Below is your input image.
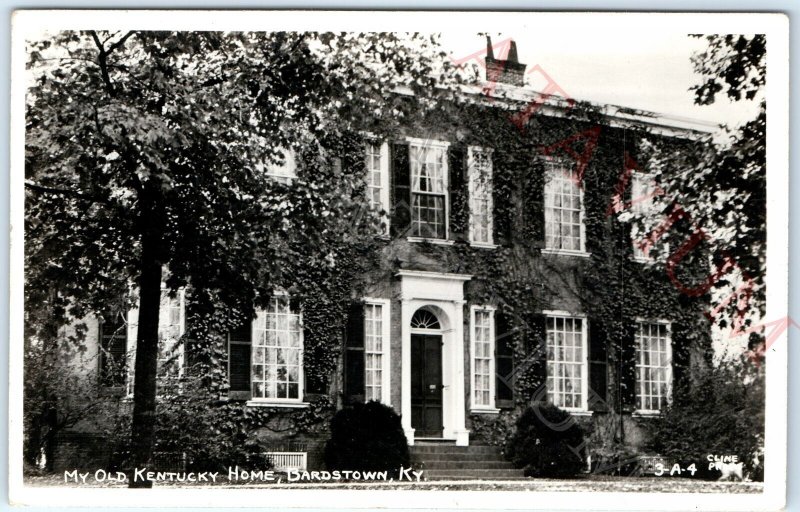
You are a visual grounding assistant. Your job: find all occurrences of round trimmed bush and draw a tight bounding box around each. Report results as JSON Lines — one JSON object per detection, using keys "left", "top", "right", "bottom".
{"left": 324, "top": 401, "right": 409, "bottom": 478}
{"left": 505, "top": 404, "right": 586, "bottom": 478}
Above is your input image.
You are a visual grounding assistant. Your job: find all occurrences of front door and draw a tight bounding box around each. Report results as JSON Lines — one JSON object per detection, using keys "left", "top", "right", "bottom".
{"left": 410, "top": 334, "right": 443, "bottom": 437}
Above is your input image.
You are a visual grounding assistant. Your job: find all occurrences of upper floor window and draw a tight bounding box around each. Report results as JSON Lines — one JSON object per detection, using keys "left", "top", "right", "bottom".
{"left": 544, "top": 160, "right": 585, "bottom": 253}
{"left": 365, "top": 142, "right": 390, "bottom": 233}
{"left": 468, "top": 147, "right": 494, "bottom": 246}
{"left": 265, "top": 148, "right": 297, "bottom": 183}
{"left": 635, "top": 321, "right": 672, "bottom": 413}
{"left": 630, "top": 173, "right": 666, "bottom": 262}
{"left": 545, "top": 313, "right": 588, "bottom": 411}
{"left": 409, "top": 139, "right": 449, "bottom": 239}
{"left": 251, "top": 296, "right": 303, "bottom": 402}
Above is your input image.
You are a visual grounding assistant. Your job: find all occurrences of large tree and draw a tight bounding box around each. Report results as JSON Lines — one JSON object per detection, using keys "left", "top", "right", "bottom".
{"left": 25, "top": 31, "right": 458, "bottom": 486}
{"left": 643, "top": 34, "right": 766, "bottom": 333}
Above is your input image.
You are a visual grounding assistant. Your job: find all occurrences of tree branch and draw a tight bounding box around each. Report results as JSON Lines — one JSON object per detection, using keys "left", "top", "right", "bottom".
{"left": 25, "top": 180, "right": 112, "bottom": 206}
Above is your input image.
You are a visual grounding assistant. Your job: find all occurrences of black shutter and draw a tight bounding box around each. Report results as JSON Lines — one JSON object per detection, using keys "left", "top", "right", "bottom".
{"left": 390, "top": 142, "right": 411, "bottom": 238}
{"left": 228, "top": 320, "right": 252, "bottom": 401}
{"left": 448, "top": 144, "right": 467, "bottom": 242}
{"left": 524, "top": 313, "right": 548, "bottom": 403}
{"left": 588, "top": 319, "right": 609, "bottom": 412}
{"left": 619, "top": 326, "right": 637, "bottom": 411}
{"left": 495, "top": 309, "right": 515, "bottom": 408}
{"left": 343, "top": 302, "right": 365, "bottom": 404}
{"left": 493, "top": 158, "right": 512, "bottom": 246}
{"left": 670, "top": 324, "right": 691, "bottom": 407}
{"left": 527, "top": 159, "right": 546, "bottom": 247}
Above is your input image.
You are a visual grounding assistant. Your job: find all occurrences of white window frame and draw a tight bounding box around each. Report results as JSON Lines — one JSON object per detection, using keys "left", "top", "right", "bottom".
{"left": 470, "top": 305, "right": 500, "bottom": 413}
{"left": 467, "top": 146, "right": 496, "bottom": 248}
{"left": 634, "top": 319, "right": 673, "bottom": 415}
{"left": 542, "top": 158, "right": 589, "bottom": 257}
{"left": 630, "top": 172, "right": 668, "bottom": 263}
{"left": 365, "top": 142, "right": 391, "bottom": 234}
{"left": 248, "top": 294, "right": 305, "bottom": 406}
{"left": 543, "top": 310, "right": 589, "bottom": 412}
{"left": 406, "top": 137, "right": 451, "bottom": 242}
{"left": 363, "top": 297, "right": 391, "bottom": 405}
{"left": 265, "top": 148, "right": 297, "bottom": 183}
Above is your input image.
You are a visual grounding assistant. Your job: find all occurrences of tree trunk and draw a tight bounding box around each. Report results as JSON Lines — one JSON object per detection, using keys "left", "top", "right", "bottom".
{"left": 128, "top": 195, "right": 165, "bottom": 489}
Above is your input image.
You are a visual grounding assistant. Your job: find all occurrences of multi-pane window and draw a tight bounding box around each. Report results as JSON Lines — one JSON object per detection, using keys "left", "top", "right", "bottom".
{"left": 410, "top": 140, "right": 449, "bottom": 239}
{"left": 252, "top": 297, "right": 303, "bottom": 401}
{"left": 630, "top": 173, "right": 665, "bottom": 261}
{"left": 156, "top": 290, "right": 185, "bottom": 394}
{"left": 471, "top": 307, "right": 495, "bottom": 409}
{"left": 546, "top": 315, "right": 587, "bottom": 410}
{"left": 364, "top": 303, "right": 385, "bottom": 402}
{"left": 544, "top": 161, "right": 584, "bottom": 252}
{"left": 265, "top": 148, "right": 297, "bottom": 183}
{"left": 468, "top": 147, "right": 494, "bottom": 245}
{"left": 365, "top": 142, "right": 390, "bottom": 233}
{"left": 99, "top": 311, "right": 128, "bottom": 388}
{"left": 635, "top": 321, "right": 672, "bottom": 412}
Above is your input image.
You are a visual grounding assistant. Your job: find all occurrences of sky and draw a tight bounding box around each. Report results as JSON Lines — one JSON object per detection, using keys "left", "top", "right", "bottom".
{"left": 439, "top": 31, "right": 762, "bottom": 129}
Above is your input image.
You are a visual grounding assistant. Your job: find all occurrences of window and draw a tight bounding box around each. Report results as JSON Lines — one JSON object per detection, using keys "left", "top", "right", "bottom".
{"left": 471, "top": 306, "right": 497, "bottom": 411}
{"left": 365, "top": 142, "right": 390, "bottom": 233}
{"left": 364, "top": 300, "right": 390, "bottom": 403}
{"left": 156, "top": 290, "right": 185, "bottom": 393}
{"left": 251, "top": 297, "right": 303, "bottom": 402}
{"left": 544, "top": 160, "right": 585, "bottom": 253}
{"left": 265, "top": 148, "right": 297, "bottom": 183}
{"left": 468, "top": 147, "right": 494, "bottom": 246}
{"left": 99, "top": 311, "right": 128, "bottom": 388}
{"left": 546, "top": 314, "right": 588, "bottom": 411}
{"left": 409, "top": 139, "right": 449, "bottom": 239}
{"left": 635, "top": 321, "right": 672, "bottom": 412}
{"left": 630, "top": 173, "right": 667, "bottom": 261}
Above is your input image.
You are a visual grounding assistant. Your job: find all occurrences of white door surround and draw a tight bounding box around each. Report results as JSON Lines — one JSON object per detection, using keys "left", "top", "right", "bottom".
{"left": 397, "top": 270, "right": 472, "bottom": 446}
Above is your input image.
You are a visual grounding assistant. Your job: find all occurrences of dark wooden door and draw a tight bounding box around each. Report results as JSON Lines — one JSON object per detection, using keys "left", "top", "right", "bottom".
{"left": 410, "top": 334, "right": 443, "bottom": 437}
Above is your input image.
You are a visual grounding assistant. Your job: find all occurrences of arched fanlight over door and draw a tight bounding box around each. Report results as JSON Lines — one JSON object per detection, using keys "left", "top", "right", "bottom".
{"left": 410, "top": 309, "right": 441, "bottom": 330}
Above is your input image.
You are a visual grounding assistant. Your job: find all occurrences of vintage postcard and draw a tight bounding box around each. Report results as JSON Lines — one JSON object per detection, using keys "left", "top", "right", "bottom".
{"left": 8, "top": 10, "right": 789, "bottom": 510}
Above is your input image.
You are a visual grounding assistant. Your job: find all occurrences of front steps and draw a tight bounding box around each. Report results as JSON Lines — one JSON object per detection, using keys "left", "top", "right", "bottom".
{"left": 410, "top": 442, "right": 526, "bottom": 480}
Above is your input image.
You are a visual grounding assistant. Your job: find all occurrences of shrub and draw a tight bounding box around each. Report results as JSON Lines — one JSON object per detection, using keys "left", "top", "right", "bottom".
{"left": 644, "top": 353, "right": 765, "bottom": 481}
{"left": 505, "top": 404, "right": 586, "bottom": 478}
{"left": 324, "top": 401, "right": 409, "bottom": 478}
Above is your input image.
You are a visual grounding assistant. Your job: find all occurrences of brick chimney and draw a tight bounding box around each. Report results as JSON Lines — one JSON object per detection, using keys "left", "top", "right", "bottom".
{"left": 484, "top": 36, "right": 526, "bottom": 87}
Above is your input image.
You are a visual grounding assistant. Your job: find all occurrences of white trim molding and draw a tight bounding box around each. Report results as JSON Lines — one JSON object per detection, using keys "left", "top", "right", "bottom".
{"left": 470, "top": 305, "right": 501, "bottom": 414}
{"left": 543, "top": 311, "right": 589, "bottom": 413}
{"left": 467, "top": 145, "right": 495, "bottom": 247}
{"left": 397, "top": 271, "right": 471, "bottom": 446}
{"left": 363, "top": 297, "right": 392, "bottom": 406}
{"left": 633, "top": 319, "right": 673, "bottom": 415}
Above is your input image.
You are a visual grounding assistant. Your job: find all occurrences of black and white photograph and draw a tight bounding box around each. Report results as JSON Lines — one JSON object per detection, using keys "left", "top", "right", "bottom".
{"left": 8, "top": 10, "right": 789, "bottom": 510}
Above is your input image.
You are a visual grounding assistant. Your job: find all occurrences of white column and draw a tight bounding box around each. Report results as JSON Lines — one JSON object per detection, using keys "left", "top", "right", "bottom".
{"left": 400, "top": 298, "right": 415, "bottom": 445}
{"left": 452, "top": 300, "right": 469, "bottom": 446}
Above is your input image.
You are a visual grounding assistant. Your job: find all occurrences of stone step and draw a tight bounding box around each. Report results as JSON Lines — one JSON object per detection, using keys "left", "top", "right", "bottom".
{"left": 410, "top": 444, "right": 501, "bottom": 454}
{"left": 423, "top": 468, "right": 527, "bottom": 480}
{"left": 411, "top": 452, "right": 506, "bottom": 462}
{"left": 416, "top": 460, "right": 516, "bottom": 470}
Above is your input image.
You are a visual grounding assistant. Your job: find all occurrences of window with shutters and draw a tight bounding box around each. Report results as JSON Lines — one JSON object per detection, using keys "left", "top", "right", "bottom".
{"left": 251, "top": 296, "right": 303, "bottom": 402}
{"left": 364, "top": 299, "right": 390, "bottom": 403}
{"left": 545, "top": 313, "right": 588, "bottom": 411}
{"left": 468, "top": 147, "right": 494, "bottom": 246}
{"left": 366, "top": 142, "right": 390, "bottom": 233}
{"left": 544, "top": 160, "right": 586, "bottom": 254}
{"left": 228, "top": 319, "right": 252, "bottom": 400}
{"left": 635, "top": 321, "right": 672, "bottom": 413}
{"left": 630, "top": 173, "right": 668, "bottom": 262}
{"left": 99, "top": 311, "right": 128, "bottom": 388}
{"left": 470, "top": 306, "right": 498, "bottom": 412}
{"left": 408, "top": 138, "right": 450, "bottom": 240}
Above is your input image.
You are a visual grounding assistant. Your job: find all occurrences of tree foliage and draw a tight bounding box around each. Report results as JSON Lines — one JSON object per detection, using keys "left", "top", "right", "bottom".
{"left": 645, "top": 35, "right": 766, "bottom": 330}
{"left": 24, "top": 30, "right": 460, "bottom": 484}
